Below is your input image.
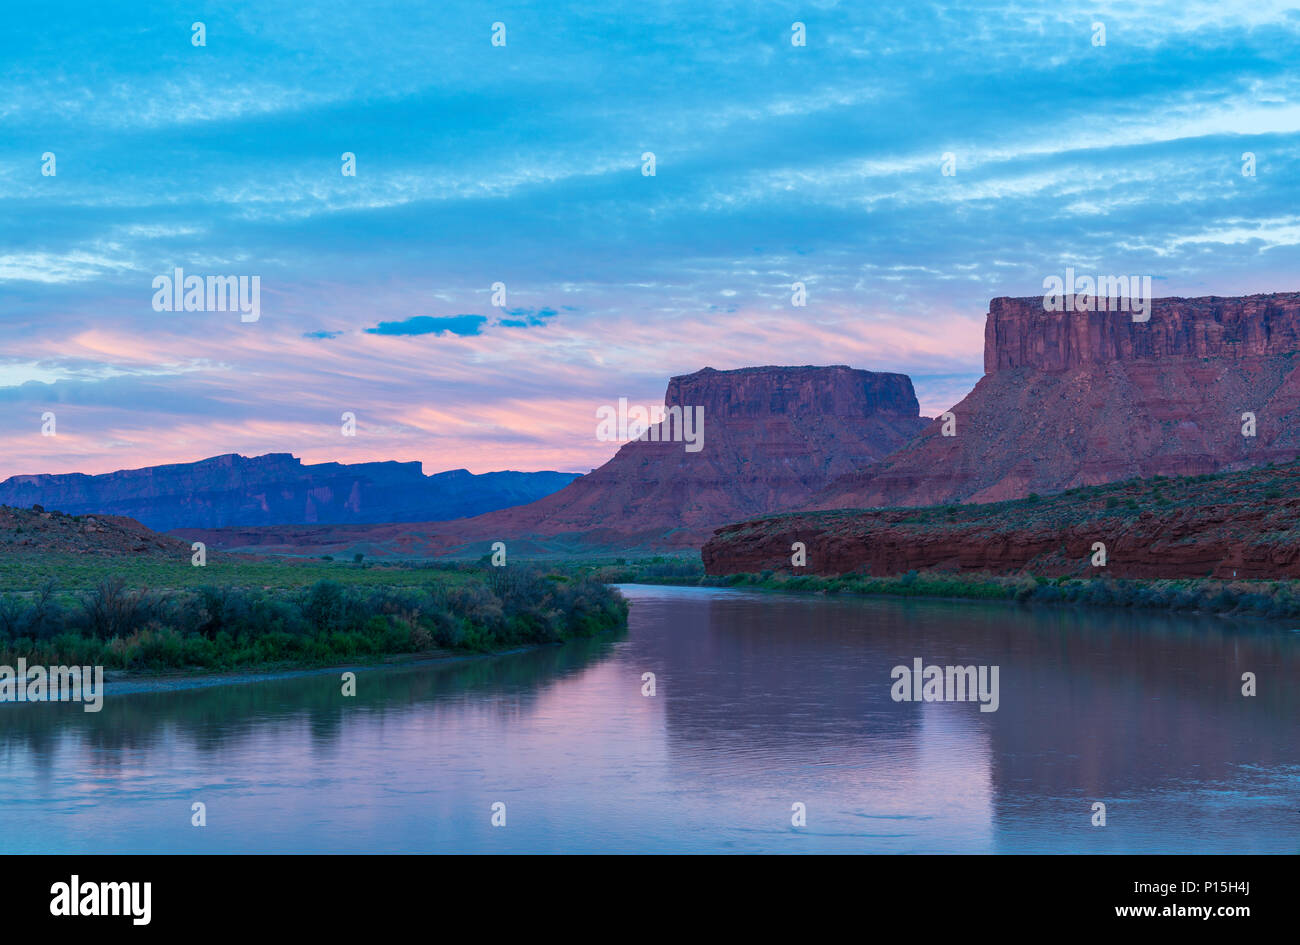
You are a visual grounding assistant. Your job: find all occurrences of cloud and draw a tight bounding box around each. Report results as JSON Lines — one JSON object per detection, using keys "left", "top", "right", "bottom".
{"left": 364, "top": 315, "right": 487, "bottom": 337}
{"left": 498, "top": 307, "right": 559, "bottom": 328}
{"left": 2, "top": 0, "right": 1299, "bottom": 476}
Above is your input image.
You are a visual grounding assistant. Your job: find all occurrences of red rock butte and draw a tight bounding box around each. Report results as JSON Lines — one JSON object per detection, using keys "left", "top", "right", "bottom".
{"left": 811, "top": 291, "right": 1300, "bottom": 509}
{"left": 986, "top": 292, "right": 1300, "bottom": 371}
{"left": 433, "top": 364, "right": 929, "bottom": 551}
{"left": 170, "top": 364, "right": 931, "bottom": 556}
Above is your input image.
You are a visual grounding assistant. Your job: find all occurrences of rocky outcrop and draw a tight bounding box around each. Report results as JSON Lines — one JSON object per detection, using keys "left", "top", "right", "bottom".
{"left": 0, "top": 504, "right": 192, "bottom": 558}
{"left": 181, "top": 365, "right": 930, "bottom": 555}
{"left": 812, "top": 292, "right": 1300, "bottom": 508}
{"left": 704, "top": 461, "right": 1300, "bottom": 579}
{"left": 986, "top": 293, "right": 1300, "bottom": 371}
{"left": 429, "top": 365, "right": 929, "bottom": 550}
{"left": 0, "top": 454, "right": 579, "bottom": 532}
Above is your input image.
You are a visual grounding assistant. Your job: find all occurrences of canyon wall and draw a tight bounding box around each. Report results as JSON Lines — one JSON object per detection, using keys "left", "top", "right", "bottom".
{"left": 435, "top": 365, "right": 930, "bottom": 550}
{"left": 181, "top": 365, "right": 930, "bottom": 555}
{"left": 986, "top": 293, "right": 1300, "bottom": 372}
{"left": 812, "top": 292, "right": 1300, "bottom": 509}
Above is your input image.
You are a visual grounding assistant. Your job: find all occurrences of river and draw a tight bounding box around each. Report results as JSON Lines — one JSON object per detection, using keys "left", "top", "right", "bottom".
{"left": 2, "top": 584, "right": 1296, "bottom": 853}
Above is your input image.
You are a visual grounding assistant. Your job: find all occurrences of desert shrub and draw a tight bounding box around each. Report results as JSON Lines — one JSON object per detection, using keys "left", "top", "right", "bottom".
{"left": 637, "top": 557, "right": 705, "bottom": 579}
{"left": 0, "top": 565, "right": 629, "bottom": 673}
{"left": 78, "top": 577, "right": 156, "bottom": 639}
{"left": 0, "top": 593, "right": 24, "bottom": 640}
{"left": 304, "top": 580, "right": 356, "bottom": 633}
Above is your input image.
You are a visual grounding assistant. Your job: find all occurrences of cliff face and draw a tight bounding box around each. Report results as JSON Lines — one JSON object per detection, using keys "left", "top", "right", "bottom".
{"left": 444, "top": 365, "right": 929, "bottom": 549}
{"left": 812, "top": 292, "right": 1300, "bottom": 508}
{"left": 663, "top": 365, "right": 920, "bottom": 423}
{"left": 0, "top": 453, "right": 578, "bottom": 531}
{"left": 703, "top": 460, "right": 1300, "bottom": 580}
{"left": 986, "top": 293, "right": 1300, "bottom": 371}
{"left": 182, "top": 365, "right": 929, "bottom": 555}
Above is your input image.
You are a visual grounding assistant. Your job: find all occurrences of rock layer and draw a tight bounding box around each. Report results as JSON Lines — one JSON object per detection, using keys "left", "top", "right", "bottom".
{"left": 180, "top": 365, "right": 929, "bottom": 554}
{"left": 432, "top": 365, "right": 929, "bottom": 550}
{"left": 812, "top": 292, "right": 1300, "bottom": 508}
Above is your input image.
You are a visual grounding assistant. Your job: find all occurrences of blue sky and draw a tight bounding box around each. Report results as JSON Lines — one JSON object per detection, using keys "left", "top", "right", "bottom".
{"left": 2, "top": 1, "right": 1299, "bottom": 476}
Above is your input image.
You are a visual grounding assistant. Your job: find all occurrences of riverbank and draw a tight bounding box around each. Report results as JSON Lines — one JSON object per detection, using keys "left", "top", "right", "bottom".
{"left": 587, "top": 559, "right": 1300, "bottom": 621}
{"left": 701, "top": 461, "right": 1300, "bottom": 581}
{"left": 0, "top": 555, "right": 628, "bottom": 674}
{"left": 97, "top": 644, "right": 553, "bottom": 694}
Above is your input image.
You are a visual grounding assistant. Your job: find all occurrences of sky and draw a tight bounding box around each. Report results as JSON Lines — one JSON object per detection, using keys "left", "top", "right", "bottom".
{"left": 2, "top": 0, "right": 1299, "bottom": 478}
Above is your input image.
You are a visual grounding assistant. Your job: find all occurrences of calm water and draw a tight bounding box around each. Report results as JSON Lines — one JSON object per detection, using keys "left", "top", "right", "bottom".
{"left": 2, "top": 584, "right": 1297, "bottom": 853}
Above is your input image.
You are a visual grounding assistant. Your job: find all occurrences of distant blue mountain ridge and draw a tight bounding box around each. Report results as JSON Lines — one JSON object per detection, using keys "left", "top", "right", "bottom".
{"left": 0, "top": 453, "right": 581, "bottom": 532}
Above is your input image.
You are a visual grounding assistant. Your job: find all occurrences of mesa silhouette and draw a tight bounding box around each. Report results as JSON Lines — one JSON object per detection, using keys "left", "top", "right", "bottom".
{"left": 33, "top": 291, "right": 1300, "bottom": 560}
{"left": 0, "top": 453, "right": 578, "bottom": 532}
{"left": 174, "top": 365, "right": 928, "bottom": 556}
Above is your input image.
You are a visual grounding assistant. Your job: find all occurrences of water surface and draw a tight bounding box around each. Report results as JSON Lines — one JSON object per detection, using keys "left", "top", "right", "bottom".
{"left": 2, "top": 585, "right": 1296, "bottom": 853}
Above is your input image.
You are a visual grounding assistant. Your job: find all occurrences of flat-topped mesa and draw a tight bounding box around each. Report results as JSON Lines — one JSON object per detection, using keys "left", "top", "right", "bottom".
{"left": 805, "top": 290, "right": 1300, "bottom": 510}
{"left": 665, "top": 365, "right": 922, "bottom": 419}
{"left": 986, "top": 292, "right": 1300, "bottom": 373}
{"left": 403, "top": 364, "right": 930, "bottom": 552}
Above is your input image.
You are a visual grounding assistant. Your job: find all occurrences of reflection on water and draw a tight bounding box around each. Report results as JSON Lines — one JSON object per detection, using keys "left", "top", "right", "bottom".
{"left": 1, "top": 585, "right": 1296, "bottom": 853}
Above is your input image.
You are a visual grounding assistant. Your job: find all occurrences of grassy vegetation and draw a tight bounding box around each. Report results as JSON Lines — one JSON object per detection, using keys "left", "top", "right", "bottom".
{"left": 0, "top": 557, "right": 627, "bottom": 674}
{"left": 713, "top": 461, "right": 1300, "bottom": 554}
{"left": 0, "top": 552, "right": 505, "bottom": 593}
{"left": 583, "top": 555, "right": 1300, "bottom": 621}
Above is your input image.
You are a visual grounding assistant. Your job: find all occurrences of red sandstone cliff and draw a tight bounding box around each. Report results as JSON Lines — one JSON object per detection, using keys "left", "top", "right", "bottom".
{"left": 812, "top": 292, "right": 1300, "bottom": 508}
{"left": 422, "top": 364, "right": 929, "bottom": 551}
{"left": 185, "top": 365, "right": 928, "bottom": 554}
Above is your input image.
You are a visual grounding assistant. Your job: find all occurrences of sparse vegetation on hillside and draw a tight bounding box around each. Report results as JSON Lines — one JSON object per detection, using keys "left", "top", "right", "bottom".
{"left": 703, "top": 459, "right": 1300, "bottom": 581}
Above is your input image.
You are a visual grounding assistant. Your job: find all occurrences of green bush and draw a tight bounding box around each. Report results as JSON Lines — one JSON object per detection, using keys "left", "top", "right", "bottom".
{"left": 0, "top": 567, "right": 627, "bottom": 673}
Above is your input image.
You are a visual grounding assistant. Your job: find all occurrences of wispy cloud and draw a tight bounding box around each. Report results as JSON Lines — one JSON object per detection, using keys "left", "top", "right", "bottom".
{"left": 1, "top": 0, "right": 1297, "bottom": 476}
